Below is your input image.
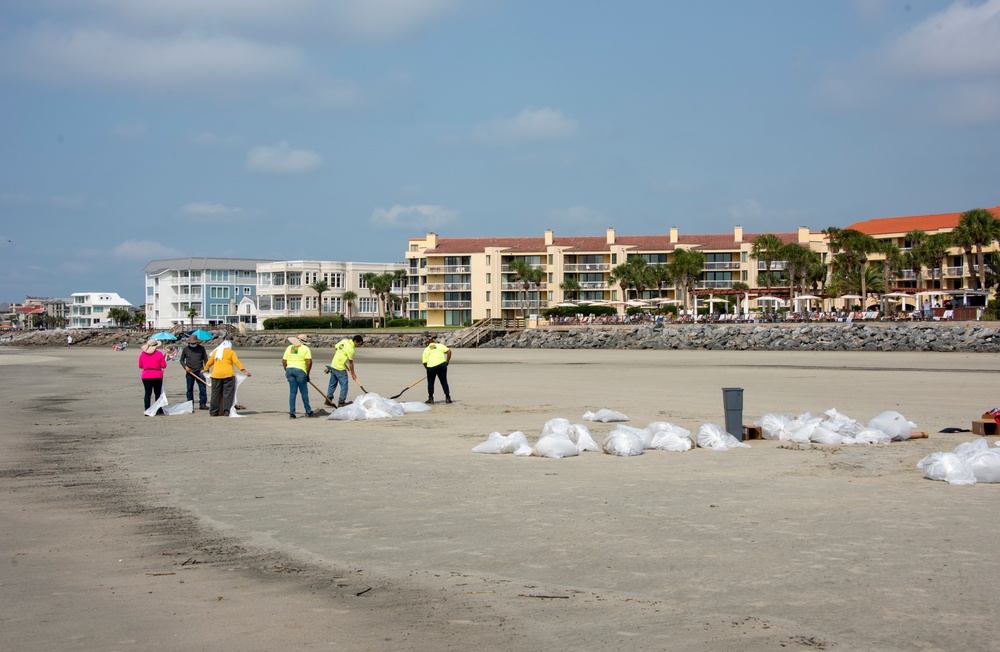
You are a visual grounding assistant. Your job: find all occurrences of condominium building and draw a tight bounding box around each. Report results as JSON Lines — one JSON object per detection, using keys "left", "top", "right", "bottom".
{"left": 69, "top": 292, "right": 133, "bottom": 329}
{"left": 406, "top": 205, "right": 1000, "bottom": 327}
{"left": 143, "top": 258, "right": 271, "bottom": 329}
{"left": 256, "top": 260, "right": 408, "bottom": 322}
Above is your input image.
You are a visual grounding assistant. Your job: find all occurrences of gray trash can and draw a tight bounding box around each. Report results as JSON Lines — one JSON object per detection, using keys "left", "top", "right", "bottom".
{"left": 722, "top": 387, "right": 744, "bottom": 441}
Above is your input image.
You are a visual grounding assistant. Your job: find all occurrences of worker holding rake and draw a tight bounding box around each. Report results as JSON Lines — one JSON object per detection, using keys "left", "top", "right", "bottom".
{"left": 422, "top": 333, "right": 452, "bottom": 404}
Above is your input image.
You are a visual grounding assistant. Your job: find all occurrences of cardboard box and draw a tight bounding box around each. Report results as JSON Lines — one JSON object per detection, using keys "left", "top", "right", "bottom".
{"left": 972, "top": 420, "right": 998, "bottom": 436}
{"left": 743, "top": 425, "right": 763, "bottom": 440}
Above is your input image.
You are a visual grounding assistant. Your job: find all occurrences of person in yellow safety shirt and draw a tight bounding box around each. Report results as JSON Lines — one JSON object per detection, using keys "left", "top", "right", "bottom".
{"left": 282, "top": 334, "right": 315, "bottom": 419}
{"left": 326, "top": 335, "right": 363, "bottom": 407}
{"left": 203, "top": 340, "right": 251, "bottom": 416}
{"left": 421, "top": 333, "right": 452, "bottom": 404}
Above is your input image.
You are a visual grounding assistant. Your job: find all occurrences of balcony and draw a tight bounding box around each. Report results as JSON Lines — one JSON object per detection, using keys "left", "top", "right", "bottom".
{"left": 501, "top": 282, "right": 547, "bottom": 291}
{"left": 171, "top": 294, "right": 203, "bottom": 302}
{"left": 757, "top": 261, "right": 788, "bottom": 270}
{"left": 695, "top": 280, "right": 735, "bottom": 289}
{"left": 426, "top": 301, "right": 472, "bottom": 310}
{"left": 501, "top": 300, "right": 548, "bottom": 309}
{"left": 562, "top": 263, "right": 610, "bottom": 272}
{"left": 943, "top": 266, "right": 965, "bottom": 277}
{"left": 578, "top": 281, "right": 609, "bottom": 289}
{"left": 426, "top": 265, "right": 471, "bottom": 274}
{"left": 424, "top": 283, "right": 472, "bottom": 292}
{"left": 703, "top": 262, "right": 741, "bottom": 270}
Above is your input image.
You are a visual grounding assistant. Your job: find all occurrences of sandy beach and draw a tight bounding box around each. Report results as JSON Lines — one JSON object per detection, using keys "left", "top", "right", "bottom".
{"left": 2, "top": 345, "right": 1000, "bottom": 651}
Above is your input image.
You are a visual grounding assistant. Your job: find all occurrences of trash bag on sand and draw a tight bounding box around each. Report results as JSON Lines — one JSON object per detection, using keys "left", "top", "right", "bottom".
{"left": 540, "top": 418, "right": 599, "bottom": 453}
{"left": 144, "top": 392, "right": 168, "bottom": 417}
{"left": 163, "top": 400, "right": 193, "bottom": 416}
{"left": 919, "top": 439, "right": 1000, "bottom": 485}
{"left": 534, "top": 432, "right": 580, "bottom": 459}
{"left": 472, "top": 431, "right": 531, "bottom": 454}
{"left": 327, "top": 393, "right": 405, "bottom": 420}
{"left": 602, "top": 427, "right": 644, "bottom": 456}
{"left": 583, "top": 408, "right": 629, "bottom": 423}
{"left": 646, "top": 422, "right": 693, "bottom": 452}
{"left": 755, "top": 413, "right": 796, "bottom": 440}
{"left": 697, "top": 423, "right": 751, "bottom": 451}
{"left": 869, "top": 410, "right": 916, "bottom": 441}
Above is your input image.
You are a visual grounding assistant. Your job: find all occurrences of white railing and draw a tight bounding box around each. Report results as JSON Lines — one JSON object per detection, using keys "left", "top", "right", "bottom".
{"left": 703, "top": 262, "right": 741, "bottom": 270}
{"left": 695, "top": 280, "right": 735, "bottom": 289}
{"left": 757, "top": 261, "right": 788, "bottom": 270}
{"left": 579, "top": 281, "right": 609, "bottom": 289}
{"left": 501, "top": 300, "right": 547, "bottom": 309}
{"left": 424, "top": 283, "right": 472, "bottom": 291}
{"left": 563, "top": 263, "right": 610, "bottom": 272}
{"left": 502, "top": 282, "right": 547, "bottom": 291}
{"left": 425, "top": 301, "right": 472, "bottom": 309}
{"left": 426, "top": 265, "right": 471, "bottom": 274}
{"left": 943, "top": 266, "right": 964, "bottom": 277}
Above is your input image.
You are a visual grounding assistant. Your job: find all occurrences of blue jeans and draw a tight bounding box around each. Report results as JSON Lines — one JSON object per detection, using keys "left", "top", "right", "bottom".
{"left": 185, "top": 370, "right": 207, "bottom": 406}
{"left": 327, "top": 368, "right": 349, "bottom": 403}
{"left": 286, "top": 368, "right": 312, "bottom": 415}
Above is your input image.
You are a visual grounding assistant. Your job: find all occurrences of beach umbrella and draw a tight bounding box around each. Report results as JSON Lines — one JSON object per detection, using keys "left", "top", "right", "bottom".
{"left": 188, "top": 329, "right": 214, "bottom": 341}
{"left": 150, "top": 331, "right": 177, "bottom": 341}
{"left": 840, "top": 294, "right": 863, "bottom": 300}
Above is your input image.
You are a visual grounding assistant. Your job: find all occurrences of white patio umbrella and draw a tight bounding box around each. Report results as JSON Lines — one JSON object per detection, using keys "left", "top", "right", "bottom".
{"left": 626, "top": 299, "right": 651, "bottom": 307}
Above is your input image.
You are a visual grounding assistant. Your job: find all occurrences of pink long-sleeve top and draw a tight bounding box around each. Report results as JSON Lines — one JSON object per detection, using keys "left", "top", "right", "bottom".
{"left": 138, "top": 350, "right": 167, "bottom": 379}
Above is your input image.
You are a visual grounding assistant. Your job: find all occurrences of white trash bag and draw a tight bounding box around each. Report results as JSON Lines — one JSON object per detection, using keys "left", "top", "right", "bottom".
{"left": 917, "top": 451, "right": 977, "bottom": 485}
{"left": 697, "top": 423, "right": 751, "bottom": 451}
{"left": 327, "top": 392, "right": 405, "bottom": 420}
{"left": 472, "top": 431, "right": 530, "bottom": 454}
{"left": 647, "top": 422, "right": 693, "bottom": 452}
{"left": 869, "top": 410, "right": 916, "bottom": 441}
{"left": 601, "top": 427, "right": 644, "bottom": 456}
{"left": 144, "top": 392, "right": 168, "bottom": 417}
{"left": 534, "top": 432, "right": 580, "bottom": 459}
{"left": 541, "top": 418, "right": 599, "bottom": 453}
{"left": 163, "top": 400, "right": 193, "bottom": 416}
{"left": 755, "top": 413, "right": 796, "bottom": 440}
{"left": 583, "top": 408, "right": 630, "bottom": 423}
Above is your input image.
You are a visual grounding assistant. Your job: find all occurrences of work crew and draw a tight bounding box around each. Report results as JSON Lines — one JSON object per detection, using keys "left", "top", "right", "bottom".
{"left": 282, "top": 334, "right": 314, "bottom": 419}
{"left": 421, "top": 334, "right": 452, "bottom": 404}
{"left": 326, "top": 335, "right": 363, "bottom": 407}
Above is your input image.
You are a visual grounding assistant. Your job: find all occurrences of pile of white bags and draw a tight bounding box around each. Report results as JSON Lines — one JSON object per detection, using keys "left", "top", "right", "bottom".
{"left": 697, "top": 423, "right": 752, "bottom": 451}
{"left": 755, "top": 409, "right": 916, "bottom": 445}
{"left": 326, "top": 393, "right": 430, "bottom": 421}
{"left": 918, "top": 439, "right": 1000, "bottom": 485}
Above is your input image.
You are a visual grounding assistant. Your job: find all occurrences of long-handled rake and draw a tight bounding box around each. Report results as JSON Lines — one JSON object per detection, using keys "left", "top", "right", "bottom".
{"left": 389, "top": 376, "right": 426, "bottom": 400}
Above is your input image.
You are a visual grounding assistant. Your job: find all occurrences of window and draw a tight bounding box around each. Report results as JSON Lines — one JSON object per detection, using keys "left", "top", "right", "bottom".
{"left": 273, "top": 297, "right": 285, "bottom": 311}
{"left": 289, "top": 297, "right": 301, "bottom": 311}
{"left": 329, "top": 272, "right": 343, "bottom": 288}
{"left": 210, "top": 287, "right": 230, "bottom": 299}
{"left": 243, "top": 287, "right": 251, "bottom": 294}
{"left": 210, "top": 270, "right": 230, "bottom": 282}
{"left": 486, "top": 273, "right": 491, "bottom": 283}
{"left": 358, "top": 297, "right": 376, "bottom": 313}
{"left": 147, "top": 286, "right": 154, "bottom": 296}
{"left": 210, "top": 304, "right": 230, "bottom": 317}
{"left": 93, "top": 306, "right": 104, "bottom": 313}
{"left": 288, "top": 273, "right": 301, "bottom": 287}
{"left": 358, "top": 274, "right": 368, "bottom": 289}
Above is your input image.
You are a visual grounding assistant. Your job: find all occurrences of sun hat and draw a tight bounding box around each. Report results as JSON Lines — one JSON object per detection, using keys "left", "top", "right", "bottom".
{"left": 141, "top": 340, "right": 161, "bottom": 354}
{"left": 288, "top": 334, "right": 310, "bottom": 346}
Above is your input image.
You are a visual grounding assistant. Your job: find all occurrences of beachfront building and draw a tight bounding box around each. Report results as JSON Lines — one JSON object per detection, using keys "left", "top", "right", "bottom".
{"left": 143, "top": 258, "right": 272, "bottom": 330}
{"left": 255, "top": 260, "right": 408, "bottom": 323}
{"left": 405, "top": 227, "right": 826, "bottom": 327}
{"left": 69, "top": 292, "right": 133, "bottom": 329}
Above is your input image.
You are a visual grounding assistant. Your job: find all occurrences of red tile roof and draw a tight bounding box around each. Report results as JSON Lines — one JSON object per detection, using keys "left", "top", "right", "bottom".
{"left": 17, "top": 306, "right": 44, "bottom": 314}
{"left": 846, "top": 206, "right": 1000, "bottom": 236}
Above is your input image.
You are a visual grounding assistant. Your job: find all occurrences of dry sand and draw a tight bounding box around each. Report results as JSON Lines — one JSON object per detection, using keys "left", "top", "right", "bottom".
{"left": 2, "top": 345, "right": 1000, "bottom": 651}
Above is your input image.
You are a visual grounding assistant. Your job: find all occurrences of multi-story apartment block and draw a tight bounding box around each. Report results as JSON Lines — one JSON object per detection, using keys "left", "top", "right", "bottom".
{"left": 143, "top": 258, "right": 271, "bottom": 329}
{"left": 406, "top": 206, "right": 1000, "bottom": 327}
{"left": 69, "top": 292, "right": 132, "bottom": 329}
{"left": 255, "top": 260, "right": 408, "bottom": 322}
{"left": 405, "top": 227, "right": 825, "bottom": 326}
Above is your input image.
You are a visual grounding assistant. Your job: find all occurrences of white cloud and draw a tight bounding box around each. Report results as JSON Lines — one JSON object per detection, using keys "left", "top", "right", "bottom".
{"left": 180, "top": 202, "right": 243, "bottom": 216}
{"left": 817, "top": 0, "right": 1000, "bottom": 124}
{"left": 245, "top": 141, "right": 324, "bottom": 175}
{"left": 113, "top": 239, "right": 181, "bottom": 261}
{"left": 112, "top": 121, "right": 148, "bottom": 140}
{"left": 370, "top": 204, "right": 458, "bottom": 230}
{"left": 470, "top": 108, "right": 579, "bottom": 145}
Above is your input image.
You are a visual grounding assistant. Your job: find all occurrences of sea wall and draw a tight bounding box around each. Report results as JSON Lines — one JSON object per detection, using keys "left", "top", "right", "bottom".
{"left": 4, "top": 323, "right": 1000, "bottom": 352}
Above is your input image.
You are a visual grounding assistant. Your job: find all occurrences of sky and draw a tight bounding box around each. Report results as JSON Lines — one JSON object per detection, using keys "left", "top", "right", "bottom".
{"left": 2, "top": 0, "right": 1000, "bottom": 305}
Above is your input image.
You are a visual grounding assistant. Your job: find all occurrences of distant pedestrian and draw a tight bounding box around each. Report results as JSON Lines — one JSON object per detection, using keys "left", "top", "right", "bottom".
{"left": 326, "top": 335, "right": 363, "bottom": 406}
{"left": 66, "top": 334, "right": 73, "bottom": 349}
{"left": 422, "top": 334, "right": 452, "bottom": 404}
{"left": 138, "top": 339, "right": 167, "bottom": 413}
{"left": 204, "top": 340, "right": 252, "bottom": 417}
{"left": 282, "top": 334, "right": 314, "bottom": 419}
{"left": 179, "top": 334, "right": 209, "bottom": 410}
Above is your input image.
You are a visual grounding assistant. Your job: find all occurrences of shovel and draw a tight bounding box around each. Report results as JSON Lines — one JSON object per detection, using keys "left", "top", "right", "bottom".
{"left": 307, "top": 379, "right": 337, "bottom": 406}
{"left": 389, "top": 376, "right": 426, "bottom": 400}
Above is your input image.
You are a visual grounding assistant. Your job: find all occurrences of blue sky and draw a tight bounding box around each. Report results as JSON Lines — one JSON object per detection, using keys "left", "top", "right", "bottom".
{"left": 2, "top": 0, "right": 999, "bottom": 305}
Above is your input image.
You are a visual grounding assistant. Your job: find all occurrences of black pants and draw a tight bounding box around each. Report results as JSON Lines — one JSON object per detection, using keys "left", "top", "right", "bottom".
{"left": 142, "top": 378, "right": 163, "bottom": 411}
{"left": 427, "top": 363, "right": 450, "bottom": 400}
{"left": 210, "top": 376, "right": 236, "bottom": 416}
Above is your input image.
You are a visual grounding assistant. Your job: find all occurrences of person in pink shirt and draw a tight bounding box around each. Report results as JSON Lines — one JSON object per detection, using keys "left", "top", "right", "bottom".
{"left": 138, "top": 339, "right": 168, "bottom": 413}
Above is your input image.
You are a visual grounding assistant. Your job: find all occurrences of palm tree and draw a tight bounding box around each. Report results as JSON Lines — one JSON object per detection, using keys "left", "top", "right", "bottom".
{"left": 107, "top": 307, "right": 131, "bottom": 327}
{"left": 652, "top": 263, "right": 673, "bottom": 299}
{"left": 957, "top": 208, "right": 1000, "bottom": 290}
{"left": 188, "top": 306, "right": 198, "bottom": 328}
{"left": 361, "top": 272, "right": 397, "bottom": 327}
{"left": 608, "top": 262, "right": 634, "bottom": 302}
{"left": 878, "top": 241, "right": 903, "bottom": 313}
{"left": 751, "top": 234, "right": 785, "bottom": 294}
{"left": 667, "top": 248, "right": 706, "bottom": 312}
{"left": 781, "top": 243, "right": 810, "bottom": 296}
{"left": 507, "top": 259, "right": 545, "bottom": 324}
{"left": 904, "top": 229, "right": 929, "bottom": 290}
{"left": 950, "top": 222, "right": 979, "bottom": 289}
{"left": 310, "top": 279, "right": 330, "bottom": 315}
{"left": 342, "top": 291, "right": 357, "bottom": 323}
{"left": 828, "top": 229, "right": 880, "bottom": 306}
{"left": 559, "top": 277, "right": 581, "bottom": 302}
{"left": 918, "top": 233, "right": 951, "bottom": 288}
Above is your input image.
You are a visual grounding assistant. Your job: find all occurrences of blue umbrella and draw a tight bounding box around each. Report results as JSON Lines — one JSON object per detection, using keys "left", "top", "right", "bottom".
{"left": 150, "top": 331, "right": 177, "bottom": 341}
{"left": 188, "top": 329, "right": 214, "bottom": 341}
